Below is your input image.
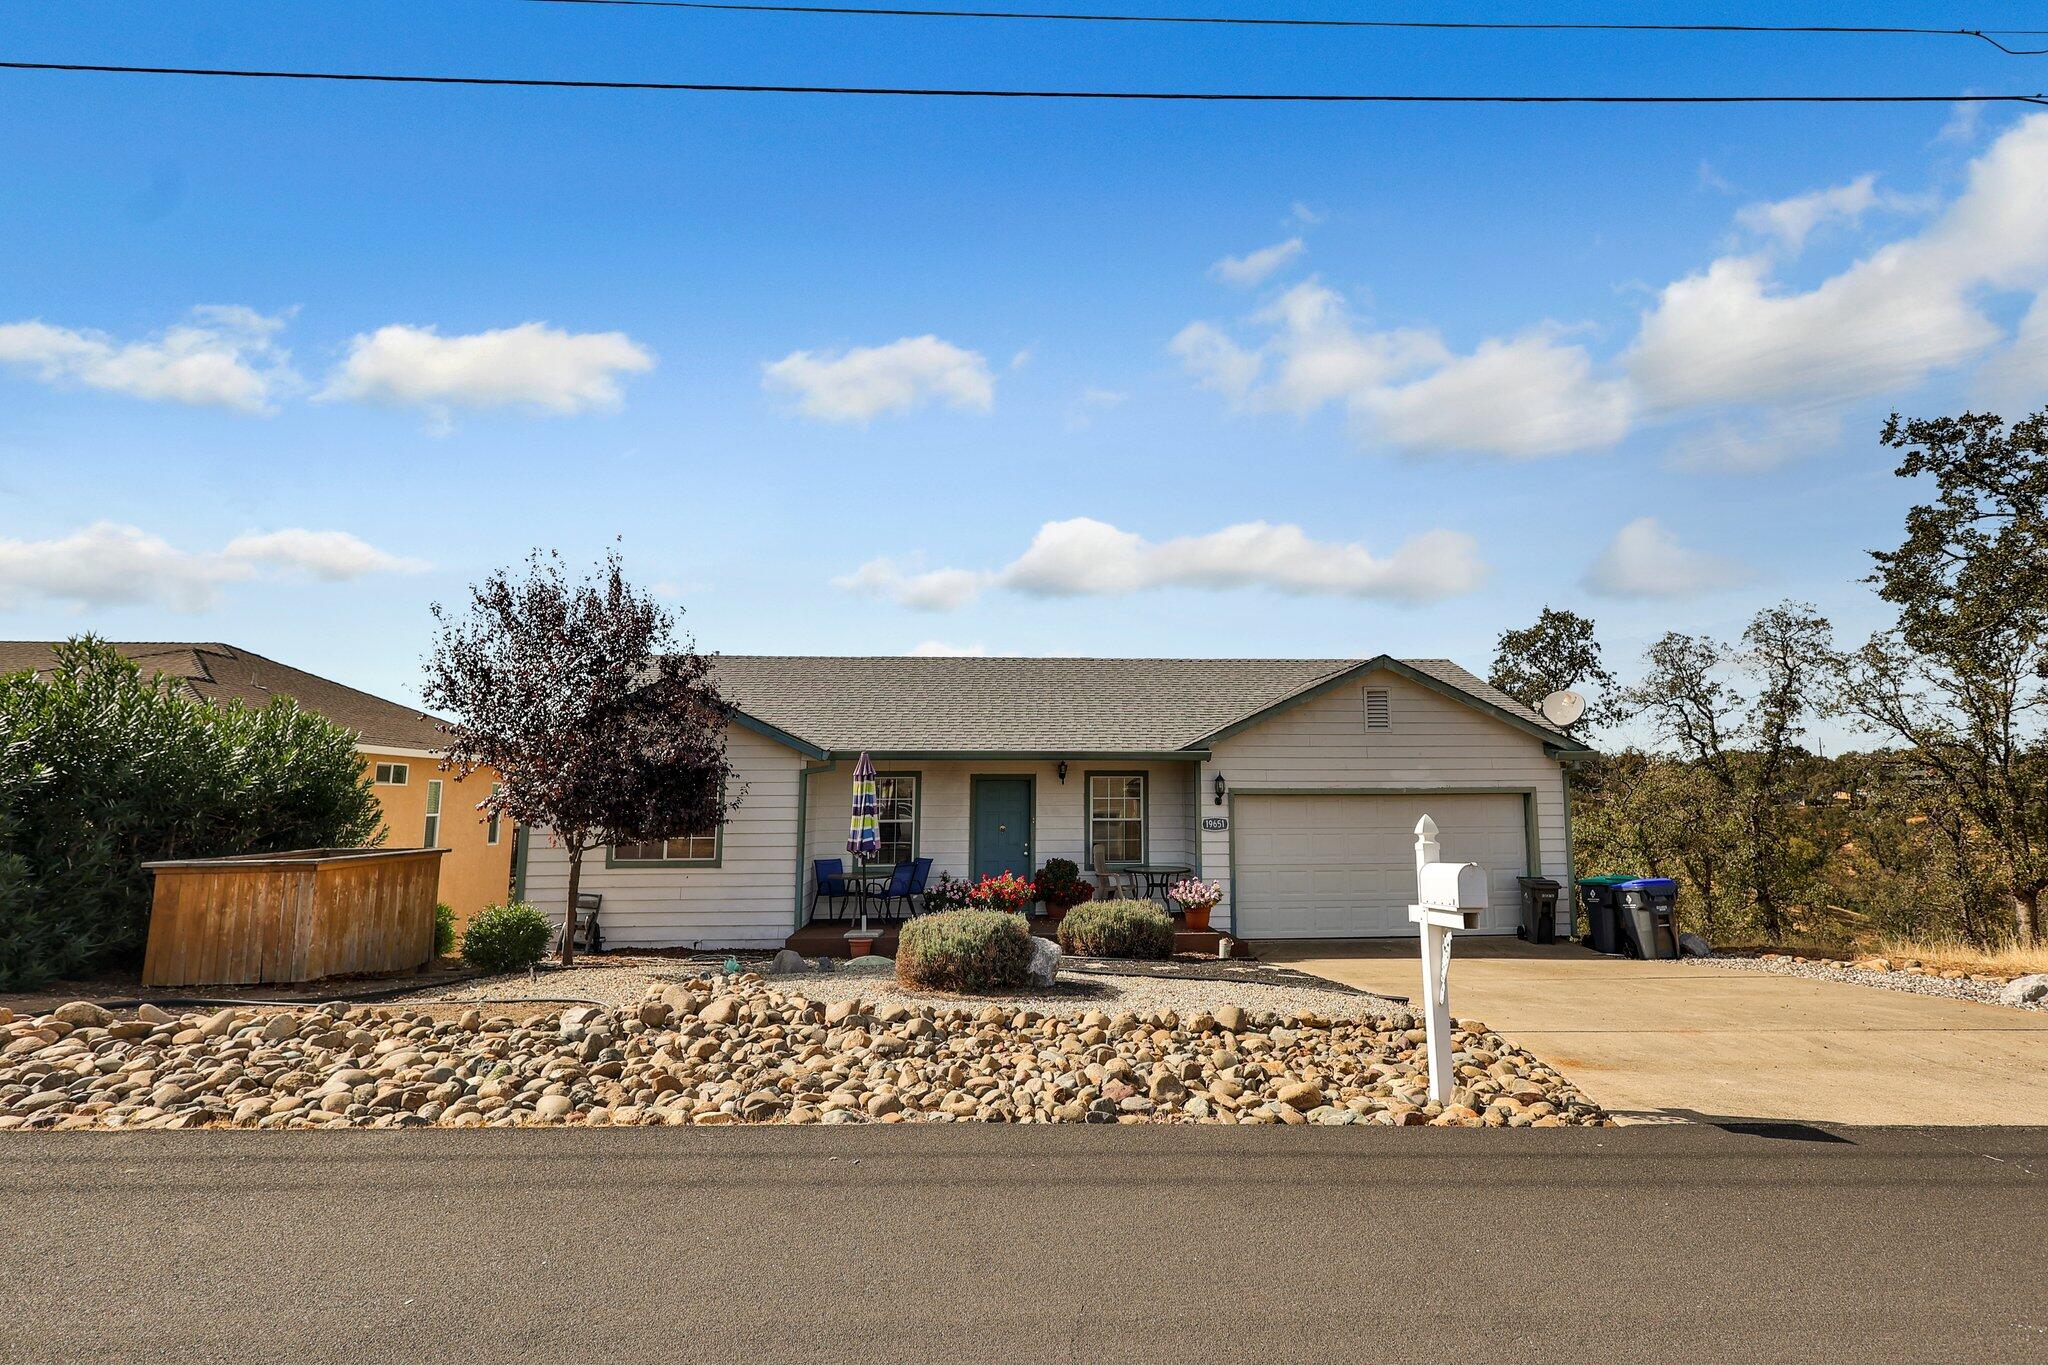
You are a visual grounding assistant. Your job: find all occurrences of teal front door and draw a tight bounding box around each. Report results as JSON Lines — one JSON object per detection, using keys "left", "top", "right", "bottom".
{"left": 971, "top": 777, "right": 1033, "bottom": 881}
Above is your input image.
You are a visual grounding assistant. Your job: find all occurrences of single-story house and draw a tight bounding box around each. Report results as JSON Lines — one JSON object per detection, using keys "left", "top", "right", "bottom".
{"left": 517, "top": 654, "right": 1592, "bottom": 947}
{"left": 0, "top": 640, "right": 515, "bottom": 925}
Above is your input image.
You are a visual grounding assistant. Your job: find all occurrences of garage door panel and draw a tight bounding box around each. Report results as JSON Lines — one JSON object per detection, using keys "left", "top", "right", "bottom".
{"left": 1235, "top": 793, "right": 1528, "bottom": 938}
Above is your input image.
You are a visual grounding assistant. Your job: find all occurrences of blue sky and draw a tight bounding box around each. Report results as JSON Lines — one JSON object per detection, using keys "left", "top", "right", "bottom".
{"left": 2, "top": 2, "right": 2043, "bottom": 729}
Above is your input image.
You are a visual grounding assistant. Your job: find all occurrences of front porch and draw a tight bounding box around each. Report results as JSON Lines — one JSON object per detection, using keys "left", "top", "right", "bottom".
{"left": 786, "top": 912, "right": 1239, "bottom": 960}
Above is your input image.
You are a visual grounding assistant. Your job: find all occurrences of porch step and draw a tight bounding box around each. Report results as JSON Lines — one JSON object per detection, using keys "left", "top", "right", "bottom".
{"left": 785, "top": 915, "right": 1241, "bottom": 961}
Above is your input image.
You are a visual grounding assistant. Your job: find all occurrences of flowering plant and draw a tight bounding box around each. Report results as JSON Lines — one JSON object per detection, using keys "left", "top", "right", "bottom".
{"left": 965, "top": 871, "right": 1036, "bottom": 915}
{"left": 1168, "top": 878, "right": 1223, "bottom": 914}
{"left": 922, "top": 872, "right": 977, "bottom": 913}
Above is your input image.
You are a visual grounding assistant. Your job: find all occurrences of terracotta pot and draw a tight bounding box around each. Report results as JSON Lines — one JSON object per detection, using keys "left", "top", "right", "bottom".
{"left": 1182, "top": 902, "right": 1213, "bottom": 933}
{"left": 846, "top": 931, "right": 880, "bottom": 958}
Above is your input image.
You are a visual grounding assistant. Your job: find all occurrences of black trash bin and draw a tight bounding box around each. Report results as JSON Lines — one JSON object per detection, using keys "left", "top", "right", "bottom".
{"left": 1614, "top": 878, "right": 1679, "bottom": 959}
{"left": 1516, "top": 876, "right": 1561, "bottom": 944}
{"left": 1578, "top": 875, "right": 1631, "bottom": 954}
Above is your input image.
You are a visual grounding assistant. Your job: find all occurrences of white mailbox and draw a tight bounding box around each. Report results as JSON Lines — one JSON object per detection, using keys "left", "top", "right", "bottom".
{"left": 1418, "top": 860, "right": 1487, "bottom": 915}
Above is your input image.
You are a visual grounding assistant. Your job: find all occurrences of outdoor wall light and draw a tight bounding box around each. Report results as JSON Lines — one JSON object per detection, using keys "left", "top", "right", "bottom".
{"left": 1057, "top": 761, "right": 1068, "bottom": 784}
{"left": 1213, "top": 773, "right": 1226, "bottom": 806}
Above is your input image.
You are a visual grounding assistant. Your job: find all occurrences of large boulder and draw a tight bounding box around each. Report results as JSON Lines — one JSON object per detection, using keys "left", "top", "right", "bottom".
{"left": 768, "top": 949, "right": 811, "bottom": 976}
{"left": 1025, "top": 936, "right": 1062, "bottom": 987}
{"left": 1999, "top": 974, "right": 2048, "bottom": 1007}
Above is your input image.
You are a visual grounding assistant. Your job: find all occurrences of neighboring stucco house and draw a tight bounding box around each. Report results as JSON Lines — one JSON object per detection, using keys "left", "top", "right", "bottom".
{"left": 519, "top": 655, "right": 1591, "bottom": 948}
{"left": 0, "top": 641, "right": 514, "bottom": 925}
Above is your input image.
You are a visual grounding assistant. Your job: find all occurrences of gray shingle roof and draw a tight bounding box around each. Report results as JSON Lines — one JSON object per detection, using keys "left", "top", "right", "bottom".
{"left": 0, "top": 641, "right": 449, "bottom": 751}
{"left": 708, "top": 655, "right": 1569, "bottom": 754}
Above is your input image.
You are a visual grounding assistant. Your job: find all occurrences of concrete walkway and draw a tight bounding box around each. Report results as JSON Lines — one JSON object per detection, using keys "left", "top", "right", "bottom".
{"left": 1255, "top": 939, "right": 2048, "bottom": 1125}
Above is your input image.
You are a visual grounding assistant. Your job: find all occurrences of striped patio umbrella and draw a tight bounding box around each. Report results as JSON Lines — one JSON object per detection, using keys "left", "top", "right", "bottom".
{"left": 847, "top": 750, "right": 880, "bottom": 866}
{"left": 847, "top": 752, "right": 881, "bottom": 933}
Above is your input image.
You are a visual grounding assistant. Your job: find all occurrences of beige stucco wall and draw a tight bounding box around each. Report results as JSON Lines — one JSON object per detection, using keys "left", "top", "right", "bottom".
{"left": 360, "top": 749, "right": 513, "bottom": 928}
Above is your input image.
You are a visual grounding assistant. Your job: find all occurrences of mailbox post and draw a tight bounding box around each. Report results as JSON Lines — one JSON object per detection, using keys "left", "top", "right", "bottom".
{"left": 1406, "top": 814, "right": 1485, "bottom": 1106}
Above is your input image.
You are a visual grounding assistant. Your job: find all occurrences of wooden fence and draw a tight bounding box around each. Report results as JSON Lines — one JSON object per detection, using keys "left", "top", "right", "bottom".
{"left": 140, "top": 847, "right": 447, "bottom": 988}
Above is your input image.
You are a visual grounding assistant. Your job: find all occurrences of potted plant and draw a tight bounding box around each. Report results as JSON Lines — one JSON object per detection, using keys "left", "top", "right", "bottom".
{"left": 966, "top": 871, "right": 1035, "bottom": 917}
{"left": 1167, "top": 877, "right": 1224, "bottom": 933}
{"left": 1032, "top": 858, "right": 1095, "bottom": 921}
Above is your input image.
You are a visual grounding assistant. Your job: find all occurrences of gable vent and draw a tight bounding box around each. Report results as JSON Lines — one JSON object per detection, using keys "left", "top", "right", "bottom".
{"left": 1364, "top": 688, "right": 1391, "bottom": 730}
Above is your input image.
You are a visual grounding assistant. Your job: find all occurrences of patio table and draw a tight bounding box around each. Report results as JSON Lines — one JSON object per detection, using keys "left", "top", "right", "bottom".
{"left": 1126, "top": 863, "right": 1193, "bottom": 905}
{"left": 842, "top": 870, "right": 892, "bottom": 922}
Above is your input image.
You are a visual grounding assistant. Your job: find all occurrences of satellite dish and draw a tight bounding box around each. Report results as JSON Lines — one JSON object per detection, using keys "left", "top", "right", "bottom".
{"left": 1538, "top": 690, "right": 1586, "bottom": 728}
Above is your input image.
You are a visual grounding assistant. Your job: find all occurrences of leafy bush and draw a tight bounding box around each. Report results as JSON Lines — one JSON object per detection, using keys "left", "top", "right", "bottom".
{"left": 0, "top": 638, "right": 381, "bottom": 990}
{"left": 896, "top": 909, "right": 1034, "bottom": 992}
{"left": 965, "top": 871, "right": 1036, "bottom": 915}
{"left": 1034, "top": 858, "right": 1094, "bottom": 910}
{"left": 460, "top": 902, "right": 554, "bottom": 974}
{"left": 433, "top": 902, "right": 458, "bottom": 958}
{"left": 1057, "top": 899, "right": 1175, "bottom": 959}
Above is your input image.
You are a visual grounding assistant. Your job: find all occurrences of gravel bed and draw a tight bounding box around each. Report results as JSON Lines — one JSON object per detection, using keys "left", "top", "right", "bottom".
{"left": 1683, "top": 954, "right": 2044, "bottom": 1011}
{"left": 400, "top": 953, "right": 1398, "bottom": 1021}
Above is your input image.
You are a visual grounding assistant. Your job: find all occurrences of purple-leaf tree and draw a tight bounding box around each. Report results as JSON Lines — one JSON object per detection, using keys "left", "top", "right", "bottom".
{"left": 424, "top": 548, "right": 736, "bottom": 965}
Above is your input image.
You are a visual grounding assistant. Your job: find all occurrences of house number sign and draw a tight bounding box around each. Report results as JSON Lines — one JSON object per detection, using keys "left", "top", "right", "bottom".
{"left": 1201, "top": 817, "right": 1230, "bottom": 831}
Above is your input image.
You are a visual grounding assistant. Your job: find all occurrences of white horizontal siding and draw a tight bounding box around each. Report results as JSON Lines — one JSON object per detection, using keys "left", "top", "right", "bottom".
{"left": 522, "top": 725, "right": 806, "bottom": 949}
{"left": 1204, "top": 667, "right": 1570, "bottom": 935}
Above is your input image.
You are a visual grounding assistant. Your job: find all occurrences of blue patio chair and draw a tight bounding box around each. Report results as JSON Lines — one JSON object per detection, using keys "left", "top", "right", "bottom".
{"left": 899, "top": 857, "right": 935, "bottom": 917}
{"left": 809, "top": 858, "right": 850, "bottom": 922}
{"left": 872, "top": 859, "right": 919, "bottom": 921}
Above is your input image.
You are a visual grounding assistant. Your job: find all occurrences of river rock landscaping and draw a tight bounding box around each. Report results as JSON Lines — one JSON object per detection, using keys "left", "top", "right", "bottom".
{"left": 1684, "top": 952, "right": 2048, "bottom": 1012}
{"left": 0, "top": 972, "right": 1608, "bottom": 1130}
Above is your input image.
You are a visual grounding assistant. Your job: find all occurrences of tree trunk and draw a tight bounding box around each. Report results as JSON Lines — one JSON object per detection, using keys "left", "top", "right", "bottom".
{"left": 562, "top": 846, "right": 583, "bottom": 967}
{"left": 2016, "top": 887, "right": 2041, "bottom": 947}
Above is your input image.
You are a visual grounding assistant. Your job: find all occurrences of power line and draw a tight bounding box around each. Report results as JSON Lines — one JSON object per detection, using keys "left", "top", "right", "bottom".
{"left": 4, "top": 60, "right": 2046, "bottom": 104}
{"left": 518, "top": 0, "right": 2048, "bottom": 56}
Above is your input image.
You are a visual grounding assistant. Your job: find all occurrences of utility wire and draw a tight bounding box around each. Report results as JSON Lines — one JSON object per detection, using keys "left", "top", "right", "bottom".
{"left": 4, "top": 60, "right": 2046, "bottom": 104}
{"left": 517, "top": 0, "right": 2048, "bottom": 56}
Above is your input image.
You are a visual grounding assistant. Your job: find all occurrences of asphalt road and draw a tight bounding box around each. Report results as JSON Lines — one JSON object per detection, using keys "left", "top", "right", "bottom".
{"left": 5, "top": 1125, "right": 2045, "bottom": 1364}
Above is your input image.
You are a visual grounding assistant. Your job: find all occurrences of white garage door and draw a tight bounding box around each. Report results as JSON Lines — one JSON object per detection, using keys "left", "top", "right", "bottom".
{"left": 1233, "top": 792, "right": 1531, "bottom": 938}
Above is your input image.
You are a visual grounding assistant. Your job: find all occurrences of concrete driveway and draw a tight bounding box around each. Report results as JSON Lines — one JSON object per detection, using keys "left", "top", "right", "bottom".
{"left": 1256, "top": 939, "right": 2048, "bottom": 1125}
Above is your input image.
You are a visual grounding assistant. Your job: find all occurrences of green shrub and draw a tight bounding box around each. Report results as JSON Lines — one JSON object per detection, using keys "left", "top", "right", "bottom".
{"left": 896, "top": 909, "right": 1034, "bottom": 992}
{"left": 433, "top": 902, "right": 458, "bottom": 958}
{"left": 0, "top": 638, "right": 381, "bottom": 990}
{"left": 1057, "top": 899, "right": 1175, "bottom": 959}
{"left": 461, "top": 902, "right": 553, "bottom": 974}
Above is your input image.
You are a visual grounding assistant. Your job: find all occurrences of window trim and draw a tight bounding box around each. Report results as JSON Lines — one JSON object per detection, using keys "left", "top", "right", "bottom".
{"left": 870, "top": 769, "right": 922, "bottom": 869}
{"left": 373, "top": 761, "right": 409, "bottom": 785}
{"left": 486, "top": 782, "right": 503, "bottom": 846}
{"left": 1084, "top": 769, "right": 1149, "bottom": 869}
{"left": 422, "top": 778, "right": 443, "bottom": 848}
{"left": 605, "top": 825, "right": 724, "bottom": 869}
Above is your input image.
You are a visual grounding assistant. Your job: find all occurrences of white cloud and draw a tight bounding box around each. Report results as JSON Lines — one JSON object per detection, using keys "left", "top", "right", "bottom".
{"left": 1210, "top": 237, "right": 1306, "bottom": 288}
{"left": 1734, "top": 174, "right": 1895, "bottom": 252}
{"left": 1661, "top": 408, "right": 1844, "bottom": 474}
{"left": 220, "top": 528, "right": 430, "bottom": 579}
{"left": 1936, "top": 101, "right": 1984, "bottom": 146}
{"left": 841, "top": 517, "right": 1487, "bottom": 611}
{"left": 1582, "top": 517, "right": 1748, "bottom": 599}
{"left": 320, "top": 322, "right": 653, "bottom": 416}
{"left": 763, "top": 335, "right": 994, "bottom": 424}
{"left": 1172, "top": 115, "right": 2048, "bottom": 468}
{"left": 833, "top": 558, "right": 992, "bottom": 612}
{"left": 1630, "top": 116, "right": 2048, "bottom": 413}
{"left": 1975, "top": 291, "right": 2048, "bottom": 410}
{"left": 1065, "top": 385, "right": 1128, "bottom": 430}
{"left": 0, "top": 306, "right": 294, "bottom": 413}
{"left": 0, "top": 522, "right": 422, "bottom": 612}
{"left": 1355, "top": 328, "right": 1633, "bottom": 459}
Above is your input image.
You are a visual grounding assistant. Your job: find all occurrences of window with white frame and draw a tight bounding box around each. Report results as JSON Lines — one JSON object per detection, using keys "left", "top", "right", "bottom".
{"left": 874, "top": 774, "right": 917, "bottom": 866}
{"left": 486, "top": 782, "right": 503, "bottom": 846}
{"left": 373, "top": 762, "right": 409, "bottom": 785}
{"left": 612, "top": 828, "right": 719, "bottom": 864}
{"left": 423, "top": 779, "right": 442, "bottom": 847}
{"left": 1088, "top": 773, "right": 1146, "bottom": 865}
